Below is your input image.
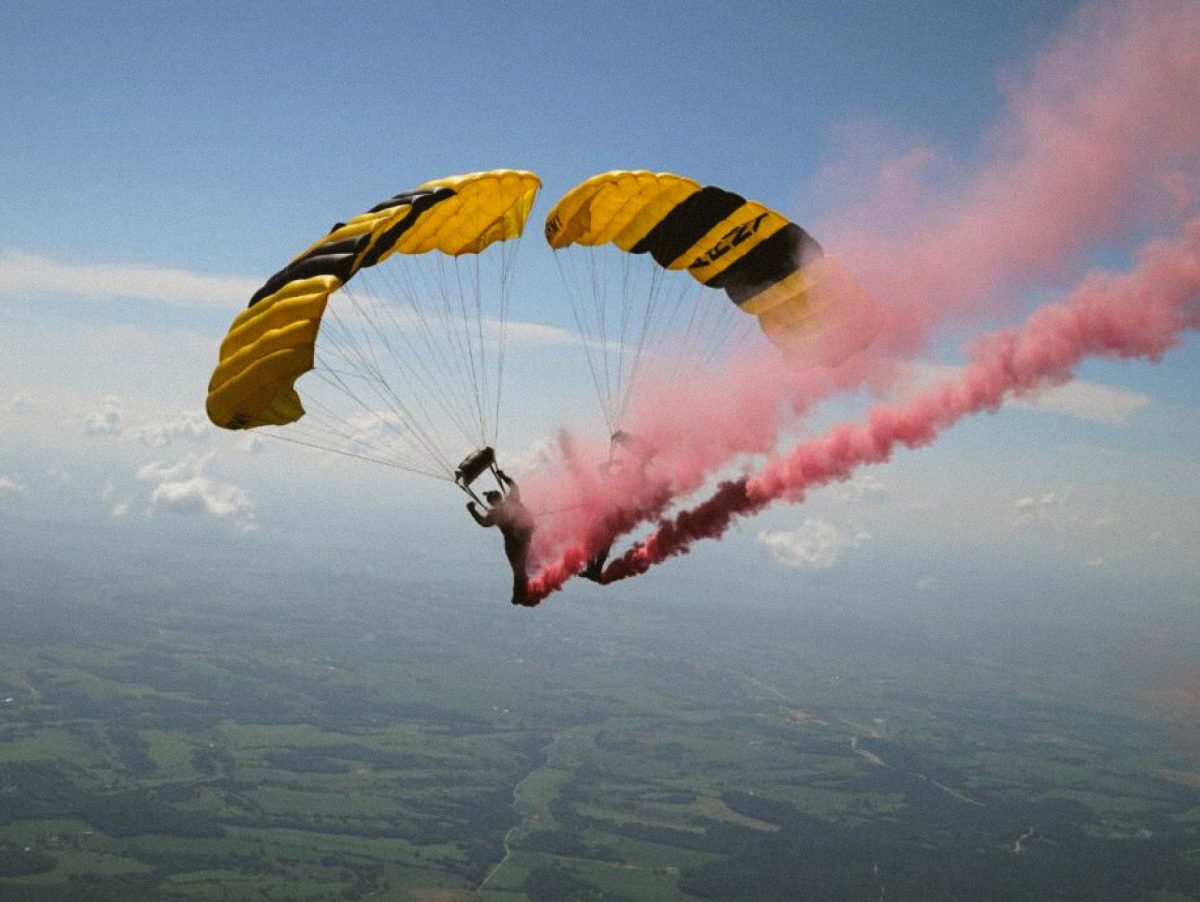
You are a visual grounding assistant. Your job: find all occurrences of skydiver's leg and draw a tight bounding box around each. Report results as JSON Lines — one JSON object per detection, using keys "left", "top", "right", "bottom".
{"left": 505, "top": 535, "right": 532, "bottom": 606}
{"left": 580, "top": 542, "right": 612, "bottom": 583}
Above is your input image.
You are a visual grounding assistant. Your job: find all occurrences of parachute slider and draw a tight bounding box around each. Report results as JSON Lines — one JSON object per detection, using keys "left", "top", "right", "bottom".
{"left": 455, "top": 446, "right": 502, "bottom": 505}
{"left": 456, "top": 446, "right": 496, "bottom": 485}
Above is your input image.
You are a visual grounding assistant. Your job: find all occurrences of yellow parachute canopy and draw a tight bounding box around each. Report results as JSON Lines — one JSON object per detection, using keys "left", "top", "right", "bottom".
{"left": 544, "top": 170, "right": 835, "bottom": 352}
{"left": 207, "top": 170, "right": 540, "bottom": 433}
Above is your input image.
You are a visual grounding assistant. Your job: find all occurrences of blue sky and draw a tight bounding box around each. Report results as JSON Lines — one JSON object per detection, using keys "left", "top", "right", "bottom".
{"left": 1, "top": 0, "right": 1196, "bottom": 613}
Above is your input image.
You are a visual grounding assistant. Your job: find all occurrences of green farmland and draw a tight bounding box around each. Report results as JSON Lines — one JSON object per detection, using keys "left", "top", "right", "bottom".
{"left": 1, "top": 571, "right": 1198, "bottom": 900}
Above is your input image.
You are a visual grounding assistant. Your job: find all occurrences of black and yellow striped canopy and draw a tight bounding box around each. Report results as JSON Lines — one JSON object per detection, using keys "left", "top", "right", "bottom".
{"left": 544, "top": 170, "right": 831, "bottom": 349}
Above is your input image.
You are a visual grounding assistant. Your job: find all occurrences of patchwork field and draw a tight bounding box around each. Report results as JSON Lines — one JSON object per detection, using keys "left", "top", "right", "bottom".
{"left": 1, "top": 576, "right": 1198, "bottom": 900}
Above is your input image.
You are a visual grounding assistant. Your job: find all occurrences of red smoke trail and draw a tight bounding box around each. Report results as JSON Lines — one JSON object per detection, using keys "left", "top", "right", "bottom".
{"left": 592, "top": 222, "right": 1200, "bottom": 586}
{"left": 523, "top": 0, "right": 1200, "bottom": 600}
{"left": 524, "top": 348, "right": 877, "bottom": 600}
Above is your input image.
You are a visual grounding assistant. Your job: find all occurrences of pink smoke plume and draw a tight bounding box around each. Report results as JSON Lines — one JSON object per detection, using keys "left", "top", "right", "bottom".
{"left": 825, "top": 0, "right": 1200, "bottom": 351}
{"left": 594, "top": 221, "right": 1200, "bottom": 586}
{"left": 521, "top": 0, "right": 1200, "bottom": 602}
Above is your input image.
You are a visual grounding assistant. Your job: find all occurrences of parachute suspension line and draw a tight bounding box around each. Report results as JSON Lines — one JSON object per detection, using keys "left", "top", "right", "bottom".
{"left": 667, "top": 283, "right": 707, "bottom": 385}
{"left": 468, "top": 252, "right": 492, "bottom": 447}
{"left": 316, "top": 298, "right": 452, "bottom": 472}
{"left": 289, "top": 389, "right": 395, "bottom": 457}
{"left": 401, "top": 255, "right": 481, "bottom": 449}
{"left": 291, "top": 393, "right": 399, "bottom": 461}
{"left": 453, "top": 255, "right": 489, "bottom": 448}
{"left": 554, "top": 251, "right": 615, "bottom": 439}
{"left": 561, "top": 248, "right": 699, "bottom": 437}
{"left": 699, "top": 298, "right": 756, "bottom": 373}
{"left": 614, "top": 260, "right": 677, "bottom": 431}
{"left": 260, "top": 430, "right": 452, "bottom": 481}
{"left": 556, "top": 249, "right": 601, "bottom": 433}
{"left": 374, "top": 252, "right": 485, "bottom": 462}
{"left": 282, "top": 371, "right": 450, "bottom": 479}
{"left": 611, "top": 250, "right": 637, "bottom": 432}
{"left": 309, "top": 324, "right": 457, "bottom": 478}
{"left": 357, "top": 283, "right": 477, "bottom": 454}
{"left": 595, "top": 246, "right": 624, "bottom": 434}
{"left": 384, "top": 253, "right": 481, "bottom": 453}
{"left": 439, "top": 256, "right": 487, "bottom": 450}
{"left": 589, "top": 247, "right": 616, "bottom": 433}
{"left": 278, "top": 400, "right": 446, "bottom": 478}
{"left": 679, "top": 301, "right": 709, "bottom": 377}
{"left": 611, "top": 256, "right": 648, "bottom": 431}
{"left": 314, "top": 297, "right": 459, "bottom": 477}
{"left": 491, "top": 231, "right": 523, "bottom": 452}
{"left": 555, "top": 245, "right": 754, "bottom": 441}
{"left": 368, "top": 260, "right": 482, "bottom": 450}
{"left": 644, "top": 278, "right": 742, "bottom": 390}
{"left": 454, "top": 254, "right": 484, "bottom": 448}
{"left": 611, "top": 257, "right": 693, "bottom": 432}
{"left": 330, "top": 311, "right": 461, "bottom": 478}
{"left": 492, "top": 238, "right": 509, "bottom": 449}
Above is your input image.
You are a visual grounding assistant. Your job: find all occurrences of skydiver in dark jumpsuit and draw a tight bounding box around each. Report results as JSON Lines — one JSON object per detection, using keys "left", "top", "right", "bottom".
{"left": 467, "top": 470, "right": 536, "bottom": 606}
{"left": 581, "top": 431, "right": 655, "bottom": 583}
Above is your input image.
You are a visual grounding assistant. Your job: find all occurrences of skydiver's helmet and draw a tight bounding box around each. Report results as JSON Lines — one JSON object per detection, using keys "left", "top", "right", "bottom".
{"left": 484, "top": 490, "right": 502, "bottom": 506}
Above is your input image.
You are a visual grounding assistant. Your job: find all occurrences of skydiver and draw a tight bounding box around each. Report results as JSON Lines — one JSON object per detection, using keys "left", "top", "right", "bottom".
{"left": 467, "top": 469, "right": 536, "bottom": 606}
{"left": 580, "top": 430, "right": 655, "bottom": 584}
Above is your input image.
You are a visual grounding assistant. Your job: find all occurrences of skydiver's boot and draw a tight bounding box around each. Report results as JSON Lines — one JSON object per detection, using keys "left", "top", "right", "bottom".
{"left": 511, "top": 576, "right": 534, "bottom": 607}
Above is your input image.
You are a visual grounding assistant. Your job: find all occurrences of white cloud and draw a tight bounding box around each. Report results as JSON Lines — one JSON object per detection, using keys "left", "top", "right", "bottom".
{"left": 757, "top": 519, "right": 872, "bottom": 570}
{"left": 84, "top": 396, "right": 124, "bottom": 437}
{"left": 101, "top": 479, "right": 129, "bottom": 519}
{"left": 323, "top": 302, "right": 580, "bottom": 354}
{"left": 135, "top": 411, "right": 208, "bottom": 448}
{"left": 1018, "top": 380, "right": 1152, "bottom": 424}
{"left": 501, "top": 320, "right": 580, "bottom": 348}
{"left": 0, "top": 252, "right": 259, "bottom": 309}
{"left": 0, "top": 475, "right": 28, "bottom": 497}
{"left": 149, "top": 477, "right": 256, "bottom": 530}
{"left": 0, "top": 253, "right": 583, "bottom": 353}
{"left": 137, "top": 454, "right": 207, "bottom": 484}
{"left": 138, "top": 452, "right": 256, "bottom": 531}
{"left": 916, "top": 575, "right": 939, "bottom": 591}
{"left": 507, "top": 434, "right": 564, "bottom": 476}
{"left": 834, "top": 473, "right": 887, "bottom": 501}
{"left": 901, "top": 362, "right": 1151, "bottom": 424}
{"left": 1085, "top": 556, "right": 1106, "bottom": 568}
{"left": 1012, "top": 490, "right": 1067, "bottom": 526}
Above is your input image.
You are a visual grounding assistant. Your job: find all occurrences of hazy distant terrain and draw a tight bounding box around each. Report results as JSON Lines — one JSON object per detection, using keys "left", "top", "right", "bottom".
{"left": 1, "top": 563, "right": 1198, "bottom": 900}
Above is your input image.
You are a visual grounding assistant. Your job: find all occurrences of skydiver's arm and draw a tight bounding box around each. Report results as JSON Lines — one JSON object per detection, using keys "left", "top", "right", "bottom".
{"left": 467, "top": 502, "right": 494, "bottom": 528}
{"left": 495, "top": 470, "right": 519, "bottom": 501}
